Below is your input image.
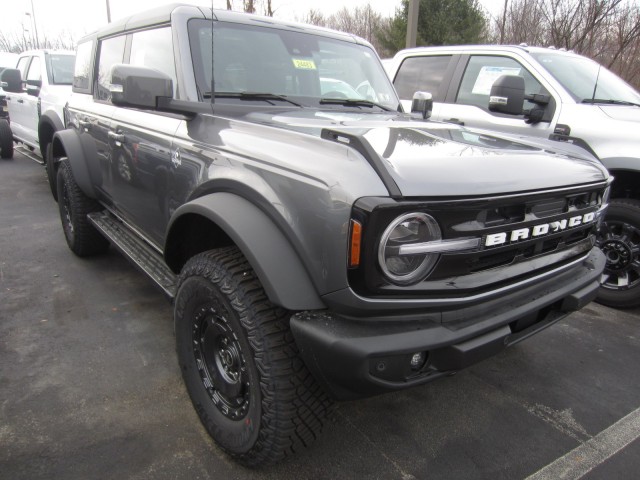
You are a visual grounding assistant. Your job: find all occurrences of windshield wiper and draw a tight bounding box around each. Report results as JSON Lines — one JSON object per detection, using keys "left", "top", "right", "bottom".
{"left": 581, "top": 98, "right": 640, "bottom": 107}
{"left": 203, "top": 91, "right": 304, "bottom": 107}
{"left": 319, "top": 98, "right": 393, "bottom": 111}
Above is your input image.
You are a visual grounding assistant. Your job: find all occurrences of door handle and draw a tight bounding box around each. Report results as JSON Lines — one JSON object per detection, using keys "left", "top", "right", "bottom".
{"left": 108, "top": 131, "right": 125, "bottom": 143}
{"left": 444, "top": 118, "right": 464, "bottom": 126}
{"left": 78, "top": 120, "right": 91, "bottom": 130}
{"left": 17, "top": 99, "right": 24, "bottom": 104}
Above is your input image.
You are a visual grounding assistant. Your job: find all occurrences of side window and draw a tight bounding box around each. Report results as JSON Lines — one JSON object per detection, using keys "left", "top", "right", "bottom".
{"left": 393, "top": 55, "right": 453, "bottom": 101}
{"left": 73, "top": 40, "right": 94, "bottom": 93}
{"left": 456, "top": 55, "right": 544, "bottom": 112}
{"left": 130, "top": 27, "right": 177, "bottom": 95}
{"left": 26, "top": 56, "right": 42, "bottom": 82}
{"left": 16, "top": 56, "right": 30, "bottom": 80}
{"left": 96, "top": 35, "right": 126, "bottom": 101}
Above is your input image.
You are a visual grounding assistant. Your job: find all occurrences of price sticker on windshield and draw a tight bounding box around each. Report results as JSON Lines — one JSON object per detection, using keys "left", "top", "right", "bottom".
{"left": 292, "top": 59, "right": 317, "bottom": 70}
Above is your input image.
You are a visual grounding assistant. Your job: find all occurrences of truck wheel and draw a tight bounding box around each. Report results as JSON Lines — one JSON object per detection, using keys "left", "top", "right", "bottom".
{"left": 57, "top": 161, "right": 109, "bottom": 256}
{"left": 596, "top": 198, "right": 640, "bottom": 308}
{"left": 0, "top": 119, "right": 14, "bottom": 159}
{"left": 45, "top": 142, "right": 59, "bottom": 201}
{"left": 174, "top": 247, "right": 333, "bottom": 467}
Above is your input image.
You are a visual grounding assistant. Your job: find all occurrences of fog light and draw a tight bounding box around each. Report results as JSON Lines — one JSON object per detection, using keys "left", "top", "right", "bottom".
{"left": 410, "top": 352, "right": 427, "bottom": 371}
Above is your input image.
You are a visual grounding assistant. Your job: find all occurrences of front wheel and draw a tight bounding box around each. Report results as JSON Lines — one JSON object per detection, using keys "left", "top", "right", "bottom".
{"left": 596, "top": 198, "right": 640, "bottom": 308}
{"left": 0, "top": 119, "right": 14, "bottom": 159}
{"left": 57, "top": 161, "right": 109, "bottom": 257}
{"left": 174, "top": 247, "right": 333, "bottom": 467}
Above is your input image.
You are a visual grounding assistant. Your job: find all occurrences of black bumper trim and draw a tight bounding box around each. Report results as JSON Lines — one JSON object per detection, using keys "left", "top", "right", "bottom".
{"left": 290, "top": 248, "right": 605, "bottom": 400}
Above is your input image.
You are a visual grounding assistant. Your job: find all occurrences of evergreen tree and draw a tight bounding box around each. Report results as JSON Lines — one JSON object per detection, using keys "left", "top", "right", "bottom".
{"left": 377, "top": 0, "right": 488, "bottom": 55}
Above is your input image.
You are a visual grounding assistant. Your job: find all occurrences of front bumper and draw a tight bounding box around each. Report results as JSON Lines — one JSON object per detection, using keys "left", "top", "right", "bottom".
{"left": 290, "top": 248, "right": 605, "bottom": 400}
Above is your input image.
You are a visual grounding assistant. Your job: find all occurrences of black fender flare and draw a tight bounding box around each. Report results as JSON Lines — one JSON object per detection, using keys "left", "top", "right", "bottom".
{"left": 38, "top": 112, "right": 65, "bottom": 158}
{"left": 166, "top": 192, "right": 325, "bottom": 311}
{"left": 51, "top": 129, "right": 101, "bottom": 199}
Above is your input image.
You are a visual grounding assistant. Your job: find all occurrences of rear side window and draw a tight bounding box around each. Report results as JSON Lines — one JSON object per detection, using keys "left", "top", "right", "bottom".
{"left": 130, "top": 27, "right": 177, "bottom": 95}
{"left": 73, "top": 41, "right": 94, "bottom": 93}
{"left": 96, "top": 35, "right": 126, "bottom": 102}
{"left": 393, "top": 55, "right": 452, "bottom": 101}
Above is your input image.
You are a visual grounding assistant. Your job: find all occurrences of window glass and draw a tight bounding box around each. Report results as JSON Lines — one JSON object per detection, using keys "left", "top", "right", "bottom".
{"left": 49, "top": 54, "right": 75, "bottom": 85}
{"left": 394, "top": 55, "right": 452, "bottom": 100}
{"left": 26, "top": 56, "right": 41, "bottom": 81}
{"left": 188, "top": 19, "right": 399, "bottom": 109}
{"left": 73, "top": 41, "right": 93, "bottom": 91}
{"left": 457, "top": 55, "right": 543, "bottom": 111}
{"left": 16, "top": 56, "right": 30, "bottom": 79}
{"left": 130, "top": 27, "right": 177, "bottom": 95}
{"left": 96, "top": 35, "right": 126, "bottom": 101}
{"left": 531, "top": 52, "right": 640, "bottom": 104}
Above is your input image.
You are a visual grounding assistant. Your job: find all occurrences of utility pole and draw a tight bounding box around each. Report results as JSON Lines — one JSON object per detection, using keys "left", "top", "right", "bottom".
{"left": 406, "top": 0, "right": 419, "bottom": 48}
{"left": 106, "top": 0, "right": 112, "bottom": 22}
{"left": 28, "top": 0, "right": 40, "bottom": 49}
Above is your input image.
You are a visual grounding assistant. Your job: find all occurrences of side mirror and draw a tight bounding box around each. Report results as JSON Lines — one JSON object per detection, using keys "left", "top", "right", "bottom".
{"left": 0, "top": 68, "right": 23, "bottom": 93}
{"left": 109, "top": 64, "right": 173, "bottom": 109}
{"left": 411, "top": 91, "right": 433, "bottom": 120}
{"left": 489, "top": 75, "right": 525, "bottom": 115}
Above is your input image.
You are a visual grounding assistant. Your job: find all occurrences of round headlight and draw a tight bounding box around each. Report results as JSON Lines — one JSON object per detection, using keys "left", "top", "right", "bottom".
{"left": 378, "top": 212, "right": 441, "bottom": 285}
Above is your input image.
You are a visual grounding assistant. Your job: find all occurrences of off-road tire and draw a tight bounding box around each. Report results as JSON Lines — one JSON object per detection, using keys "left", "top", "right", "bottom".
{"left": 596, "top": 198, "right": 640, "bottom": 308}
{"left": 57, "top": 161, "right": 109, "bottom": 256}
{"left": 45, "top": 142, "right": 59, "bottom": 201}
{"left": 0, "top": 119, "right": 14, "bottom": 159}
{"left": 174, "top": 247, "right": 333, "bottom": 467}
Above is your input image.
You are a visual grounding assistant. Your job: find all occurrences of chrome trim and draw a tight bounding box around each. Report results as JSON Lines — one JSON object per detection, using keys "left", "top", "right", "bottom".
{"left": 398, "top": 237, "right": 480, "bottom": 255}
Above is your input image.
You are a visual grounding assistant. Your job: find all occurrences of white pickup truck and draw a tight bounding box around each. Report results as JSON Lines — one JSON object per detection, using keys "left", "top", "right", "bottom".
{"left": 0, "top": 49, "right": 74, "bottom": 199}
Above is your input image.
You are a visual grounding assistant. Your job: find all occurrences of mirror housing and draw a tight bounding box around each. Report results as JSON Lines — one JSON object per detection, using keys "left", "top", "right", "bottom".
{"left": 110, "top": 64, "right": 173, "bottom": 109}
{"left": 0, "top": 68, "right": 23, "bottom": 93}
{"left": 411, "top": 91, "right": 433, "bottom": 120}
{"left": 489, "top": 75, "right": 525, "bottom": 115}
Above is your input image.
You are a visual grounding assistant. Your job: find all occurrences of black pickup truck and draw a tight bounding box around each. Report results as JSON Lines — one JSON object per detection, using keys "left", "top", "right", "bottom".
{"left": 50, "top": 4, "right": 610, "bottom": 467}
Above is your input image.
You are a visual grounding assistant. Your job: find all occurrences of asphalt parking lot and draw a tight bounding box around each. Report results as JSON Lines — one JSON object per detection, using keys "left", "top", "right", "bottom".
{"left": 1, "top": 150, "right": 639, "bottom": 480}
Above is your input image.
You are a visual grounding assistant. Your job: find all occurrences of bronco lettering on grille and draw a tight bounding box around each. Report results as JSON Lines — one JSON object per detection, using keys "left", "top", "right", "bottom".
{"left": 484, "top": 212, "right": 596, "bottom": 247}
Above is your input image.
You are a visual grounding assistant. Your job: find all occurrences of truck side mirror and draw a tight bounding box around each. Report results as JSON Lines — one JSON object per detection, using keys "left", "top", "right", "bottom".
{"left": 411, "top": 91, "right": 433, "bottom": 120}
{"left": 109, "top": 64, "right": 173, "bottom": 109}
{"left": 0, "top": 68, "right": 23, "bottom": 93}
{"left": 489, "top": 75, "right": 525, "bottom": 115}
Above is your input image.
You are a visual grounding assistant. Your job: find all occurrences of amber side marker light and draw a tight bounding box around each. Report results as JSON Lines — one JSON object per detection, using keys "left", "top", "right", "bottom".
{"left": 349, "top": 220, "right": 362, "bottom": 267}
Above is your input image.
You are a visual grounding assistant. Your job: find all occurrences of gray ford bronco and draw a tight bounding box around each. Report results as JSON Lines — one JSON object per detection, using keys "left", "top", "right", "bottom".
{"left": 52, "top": 4, "right": 610, "bottom": 467}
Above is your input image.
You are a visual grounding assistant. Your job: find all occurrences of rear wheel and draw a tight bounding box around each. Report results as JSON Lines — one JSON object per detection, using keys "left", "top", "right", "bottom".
{"left": 175, "top": 247, "right": 333, "bottom": 467}
{"left": 596, "top": 198, "right": 640, "bottom": 308}
{"left": 0, "top": 119, "right": 14, "bottom": 159}
{"left": 57, "top": 161, "right": 109, "bottom": 256}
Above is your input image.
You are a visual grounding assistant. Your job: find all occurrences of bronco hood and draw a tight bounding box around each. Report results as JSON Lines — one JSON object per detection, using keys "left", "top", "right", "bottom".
{"left": 248, "top": 110, "right": 609, "bottom": 197}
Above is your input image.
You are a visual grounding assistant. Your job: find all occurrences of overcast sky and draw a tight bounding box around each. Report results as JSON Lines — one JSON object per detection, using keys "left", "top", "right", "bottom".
{"left": 1, "top": 0, "right": 506, "bottom": 46}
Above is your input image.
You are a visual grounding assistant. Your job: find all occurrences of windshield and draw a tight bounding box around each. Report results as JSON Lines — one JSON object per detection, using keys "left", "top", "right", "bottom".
{"left": 188, "top": 19, "right": 399, "bottom": 110}
{"left": 531, "top": 52, "right": 640, "bottom": 104}
{"left": 48, "top": 54, "right": 75, "bottom": 85}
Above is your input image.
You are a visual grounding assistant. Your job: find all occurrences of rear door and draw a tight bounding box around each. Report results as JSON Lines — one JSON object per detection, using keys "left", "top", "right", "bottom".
{"left": 107, "top": 26, "right": 181, "bottom": 246}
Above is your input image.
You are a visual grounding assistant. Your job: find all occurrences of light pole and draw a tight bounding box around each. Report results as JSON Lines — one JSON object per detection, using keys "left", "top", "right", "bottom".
{"left": 29, "top": 0, "right": 40, "bottom": 49}
{"left": 106, "top": 0, "right": 111, "bottom": 22}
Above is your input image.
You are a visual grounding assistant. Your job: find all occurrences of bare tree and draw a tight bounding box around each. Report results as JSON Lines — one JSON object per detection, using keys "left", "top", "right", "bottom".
{"left": 489, "top": 0, "right": 640, "bottom": 89}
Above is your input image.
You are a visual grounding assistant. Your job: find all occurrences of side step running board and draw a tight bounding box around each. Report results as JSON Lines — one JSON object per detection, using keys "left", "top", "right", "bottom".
{"left": 88, "top": 211, "right": 177, "bottom": 299}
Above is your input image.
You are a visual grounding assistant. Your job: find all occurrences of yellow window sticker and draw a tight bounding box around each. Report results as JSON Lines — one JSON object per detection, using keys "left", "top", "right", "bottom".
{"left": 292, "top": 59, "right": 317, "bottom": 70}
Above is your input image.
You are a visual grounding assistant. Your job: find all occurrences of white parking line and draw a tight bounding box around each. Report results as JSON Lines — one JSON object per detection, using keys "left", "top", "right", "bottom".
{"left": 525, "top": 406, "right": 640, "bottom": 480}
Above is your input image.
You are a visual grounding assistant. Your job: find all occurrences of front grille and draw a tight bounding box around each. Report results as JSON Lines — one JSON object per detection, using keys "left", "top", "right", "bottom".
{"left": 350, "top": 182, "right": 608, "bottom": 297}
